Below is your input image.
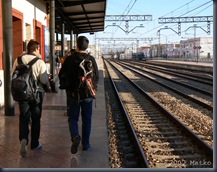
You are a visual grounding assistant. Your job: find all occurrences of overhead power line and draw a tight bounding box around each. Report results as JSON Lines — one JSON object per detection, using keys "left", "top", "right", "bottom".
{"left": 161, "top": 0, "right": 196, "bottom": 17}
{"left": 136, "top": 0, "right": 212, "bottom": 39}
{"left": 111, "top": 0, "right": 137, "bottom": 37}
{"left": 179, "top": 0, "right": 212, "bottom": 17}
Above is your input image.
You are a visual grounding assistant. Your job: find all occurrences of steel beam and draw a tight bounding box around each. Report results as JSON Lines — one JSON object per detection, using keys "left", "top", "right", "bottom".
{"left": 158, "top": 16, "right": 213, "bottom": 23}
{"left": 96, "top": 38, "right": 157, "bottom": 41}
{"left": 105, "top": 15, "right": 152, "bottom": 21}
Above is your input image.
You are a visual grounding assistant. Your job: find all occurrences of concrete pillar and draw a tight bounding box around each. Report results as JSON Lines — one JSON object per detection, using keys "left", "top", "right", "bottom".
{"left": 50, "top": 0, "right": 55, "bottom": 76}
{"left": 70, "top": 30, "right": 73, "bottom": 49}
{"left": 2, "top": 0, "right": 15, "bottom": 116}
{"left": 74, "top": 34, "right": 78, "bottom": 49}
{"left": 61, "top": 22, "right": 65, "bottom": 56}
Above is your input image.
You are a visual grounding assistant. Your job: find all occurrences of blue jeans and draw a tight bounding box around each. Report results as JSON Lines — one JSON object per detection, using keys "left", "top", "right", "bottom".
{"left": 67, "top": 96, "right": 93, "bottom": 147}
{"left": 18, "top": 92, "right": 44, "bottom": 149}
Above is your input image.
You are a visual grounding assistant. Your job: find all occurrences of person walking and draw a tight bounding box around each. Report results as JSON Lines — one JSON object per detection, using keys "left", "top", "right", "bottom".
{"left": 59, "top": 48, "right": 76, "bottom": 116}
{"left": 12, "top": 39, "right": 50, "bottom": 157}
{"left": 59, "top": 36, "right": 99, "bottom": 154}
{"left": 60, "top": 48, "right": 76, "bottom": 65}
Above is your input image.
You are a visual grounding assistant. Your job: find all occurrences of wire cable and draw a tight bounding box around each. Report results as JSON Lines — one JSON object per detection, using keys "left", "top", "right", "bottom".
{"left": 111, "top": 0, "right": 137, "bottom": 37}
{"left": 179, "top": 0, "right": 212, "bottom": 17}
{"left": 136, "top": 0, "right": 212, "bottom": 39}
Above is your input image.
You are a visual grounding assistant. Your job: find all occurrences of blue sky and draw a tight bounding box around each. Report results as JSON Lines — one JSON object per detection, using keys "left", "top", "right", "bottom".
{"left": 81, "top": 0, "right": 213, "bottom": 46}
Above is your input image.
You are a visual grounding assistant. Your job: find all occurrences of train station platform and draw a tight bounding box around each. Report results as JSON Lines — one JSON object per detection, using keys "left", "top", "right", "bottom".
{"left": 146, "top": 59, "right": 213, "bottom": 73}
{"left": 0, "top": 58, "right": 109, "bottom": 169}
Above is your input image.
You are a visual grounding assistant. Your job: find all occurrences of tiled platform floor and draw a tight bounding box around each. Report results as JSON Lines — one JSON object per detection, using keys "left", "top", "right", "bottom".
{"left": 0, "top": 58, "right": 109, "bottom": 169}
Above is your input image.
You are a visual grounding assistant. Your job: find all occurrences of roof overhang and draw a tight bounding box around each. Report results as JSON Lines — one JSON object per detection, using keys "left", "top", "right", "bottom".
{"left": 54, "top": 0, "right": 107, "bottom": 34}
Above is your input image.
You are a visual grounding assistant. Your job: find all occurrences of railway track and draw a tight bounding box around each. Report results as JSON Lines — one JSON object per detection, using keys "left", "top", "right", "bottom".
{"left": 120, "top": 61, "right": 213, "bottom": 96}
{"left": 117, "top": 60, "right": 213, "bottom": 110}
{"left": 129, "top": 60, "right": 213, "bottom": 85}
{"left": 112, "top": 60, "right": 213, "bottom": 146}
{"left": 104, "top": 59, "right": 213, "bottom": 168}
{"left": 144, "top": 60, "right": 213, "bottom": 76}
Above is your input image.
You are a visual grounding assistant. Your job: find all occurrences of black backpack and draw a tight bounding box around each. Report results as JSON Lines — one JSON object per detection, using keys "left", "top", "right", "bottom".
{"left": 77, "top": 58, "right": 96, "bottom": 99}
{"left": 59, "top": 54, "right": 97, "bottom": 101}
{"left": 11, "top": 56, "right": 40, "bottom": 102}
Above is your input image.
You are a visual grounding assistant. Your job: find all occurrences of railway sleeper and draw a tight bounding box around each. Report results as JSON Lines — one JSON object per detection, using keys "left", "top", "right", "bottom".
{"left": 122, "top": 161, "right": 138, "bottom": 168}
{"left": 122, "top": 147, "right": 135, "bottom": 154}
{"left": 148, "top": 148, "right": 198, "bottom": 155}
{"left": 144, "top": 141, "right": 190, "bottom": 149}
{"left": 142, "top": 135, "right": 183, "bottom": 140}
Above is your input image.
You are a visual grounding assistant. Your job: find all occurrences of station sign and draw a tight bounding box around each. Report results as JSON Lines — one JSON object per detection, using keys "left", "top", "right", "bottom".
{"left": 193, "top": 46, "right": 202, "bottom": 49}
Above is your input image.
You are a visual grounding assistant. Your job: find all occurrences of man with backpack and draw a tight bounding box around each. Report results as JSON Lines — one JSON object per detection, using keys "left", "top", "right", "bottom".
{"left": 11, "top": 40, "right": 50, "bottom": 157}
{"left": 59, "top": 36, "right": 99, "bottom": 154}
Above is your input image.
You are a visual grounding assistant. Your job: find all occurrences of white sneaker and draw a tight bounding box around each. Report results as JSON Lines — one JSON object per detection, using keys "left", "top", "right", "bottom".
{"left": 20, "top": 139, "right": 27, "bottom": 157}
{"left": 33, "top": 143, "right": 42, "bottom": 150}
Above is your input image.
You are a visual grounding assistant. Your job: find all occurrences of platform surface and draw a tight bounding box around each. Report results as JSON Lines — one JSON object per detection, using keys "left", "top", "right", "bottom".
{"left": 0, "top": 58, "right": 109, "bottom": 169}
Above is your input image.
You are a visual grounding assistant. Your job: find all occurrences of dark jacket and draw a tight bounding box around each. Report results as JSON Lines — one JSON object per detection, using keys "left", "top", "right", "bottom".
{"left": 59, "top": 52, "right": 99, "bottom": 99}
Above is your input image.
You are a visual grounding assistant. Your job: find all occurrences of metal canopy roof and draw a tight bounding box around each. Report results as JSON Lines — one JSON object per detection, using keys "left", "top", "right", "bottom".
{"left": 54, "top": 0, "right": 107, "bottom": 34}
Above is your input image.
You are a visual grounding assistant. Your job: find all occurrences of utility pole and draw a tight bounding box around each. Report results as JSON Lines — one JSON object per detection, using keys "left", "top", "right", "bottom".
{"left": 158, "top": 31, "right": 161, "bottom": 57}
{"left": 94, "top": 33, "right": 97, "bottom": 58}
{"left": 194, "top": 24, "right": 197, "bottom": 59}
{"left": 185, "top": 24, "right": 207, "bottom": 62}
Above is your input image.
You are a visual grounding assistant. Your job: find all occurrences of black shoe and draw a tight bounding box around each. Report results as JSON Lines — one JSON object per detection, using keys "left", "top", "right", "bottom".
{"left": 83, "top": 144, "right": 90, "bottom": 151}
{"left": 71, "top": 135, "right": 80, "bottom": 154}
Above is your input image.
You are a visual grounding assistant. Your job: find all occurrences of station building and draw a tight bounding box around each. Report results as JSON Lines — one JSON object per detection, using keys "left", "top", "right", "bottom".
{"left": 139, "top": 37, "right": 213, "bottom": 59}
{"left": 0, "top": 0, "right": 107, "bottom": 109}
{"left": 180, "top": 37, "right": 213, "bottom": 59}
{"left": 0, "top": 0, "right": 49, "bottom": 107}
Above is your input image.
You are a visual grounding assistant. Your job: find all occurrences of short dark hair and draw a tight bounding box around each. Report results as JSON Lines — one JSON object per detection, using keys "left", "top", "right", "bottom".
{"left": 27, "top": 39, "right": 40, "bottom": 54}
{"left": 76, "top": 36, "right": 89, "bottom": 51}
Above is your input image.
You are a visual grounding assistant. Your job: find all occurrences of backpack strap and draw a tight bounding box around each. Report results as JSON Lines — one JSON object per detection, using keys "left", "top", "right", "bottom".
{"left": 17, "top": 56, "right": 23, "bottom": 65}
{"left": 27, "top": 57, "right": 40, "bottom": 67}
{"left": 17, "top": 56, "right": 39, "bottom": 67}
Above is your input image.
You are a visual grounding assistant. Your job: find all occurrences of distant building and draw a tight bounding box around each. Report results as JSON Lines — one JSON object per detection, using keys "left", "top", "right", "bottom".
{"left": 138, "top": 46, "right": 150, "bottom": 58}
{"left": 149, "top": 44, "right": 180, "bottom": 58}
{"left": 180, "top": 37, "right": 213, "bottom": 58}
